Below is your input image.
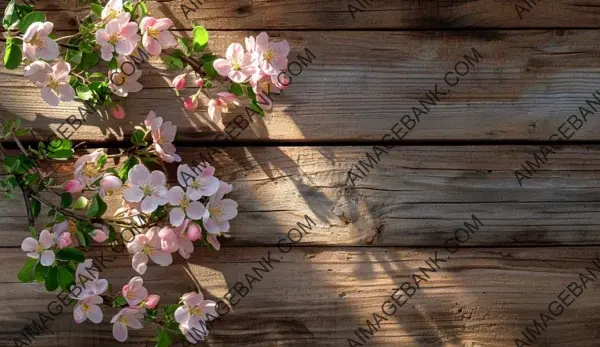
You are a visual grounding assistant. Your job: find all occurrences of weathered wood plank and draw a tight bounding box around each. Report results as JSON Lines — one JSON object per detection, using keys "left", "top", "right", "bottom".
{"left": 3, "top": 145, "right": 600, "bottom": 248}
{"left": 4, "top": 0, "right": 600, "bottom": 31}
{"left": 4, "top": 31, "right": 600, "bottom": 141}
{"left": 0, "top": 247, "right": 599, "bottom": 347}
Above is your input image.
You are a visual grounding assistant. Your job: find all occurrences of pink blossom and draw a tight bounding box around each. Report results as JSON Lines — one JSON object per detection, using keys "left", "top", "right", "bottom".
{"left": 111, "top": 104, "right": 126, "bottom": 119}
{"left": 123, "top": 164, "right": 168, "bottom": 214}
{"left": 24, "top": 61, "right": 75, "bottom": 106}
{"left": 102, "top": 0, "right": 123, "bottom": 21}
{"left": 21, "top": 230, "right": 55, "bottom": 266}
{"left": 73, "top": 295, "right": 104, "bottom": 324}
{"left": 52, "top": 220, "right": 78, "bottom": 248}
{"left": 195, "top": 79, "right": 204, "bottom": 88}
{"left": 202, "top": 181, "right": 238, "bottom": 235}
{"left": 207, "top": 234, "right": 220, "bottom": 251}
{"left": 108, "top": 56, "right": 143, "bottom": 97}
{"left": 213, "top": 43, "right": 257, "bottom": 83}
{"left": 23, "top": 22, "right": 59, "bottom": 61}
{"left": 158, "top": 226, "right": 178, "bottom": 253}
{"left": 99, "top": 174, "right": 122, "bottom": 197}
{"left": 144, "top": 294, "right": 161, "bottom": 309}
{"left": 58, "top": 232, "right": 73, "bottom": 248}
{"left": 208, "top": 92, "right": 239, "bottom": 123}
{"left": 187, "top": 222, "right": 202, "bottom": 242}
{"left": 96, "top": 13, "right": 140, "bottom": 61}
{"left": 122, "top": 276, "right": 148, "bottom": 306}
{"left": 127, "top": 227, "right": 173, "bottom": 275}
{"left": 64, "top": 179, "right": 84, "bottom": 194}
{"left": 91, "top": 224, "right": 109, "bottom": 243}
{"left": 159, "top": 221, "right": 195, "bottom": 259}
{"left": 254, "top": 32, "right": 290, "bottom": 75}
{"left": 111, "top": 307, "right": 144, "bottom": 342}
{"left": 175, "top": 292, "right": 218, "bottom": 343}
{"left": 184, "top": 94, "right": 199, "bottom": 111}
{"left": 146, "top": 111, "right": 182, "bottom": 163}
{"left": 171, "top": 73, "right": 187, "bottom": 91}
{"left": 140, "top": 17, "right": 177, "bottom": 56}
{"left": 70, "top": 259, "right": 108, "bottom": 300}
{"left": 73, "top": 149, "right": 105, "bottom": 187}
{"left": 177, "top": 163, "right": 219, "bottom": 200}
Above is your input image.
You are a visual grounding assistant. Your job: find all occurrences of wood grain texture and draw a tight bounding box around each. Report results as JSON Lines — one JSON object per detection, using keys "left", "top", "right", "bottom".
{"left": 4, "top": 30, "right": 600, "bottom": 141}
{"left": 4, "top": 0, "right": 600, "bottom": 31}
{"left": 0, "top": 247, "right": 599, "bottom": 347}
{"left": 3, "top": 145, "right": 600, "bottom": 248}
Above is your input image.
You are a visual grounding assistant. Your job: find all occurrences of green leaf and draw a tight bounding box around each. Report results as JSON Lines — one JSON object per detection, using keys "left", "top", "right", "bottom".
{"left": 90, "top": 3, "right": 103, "bottom": 17}
{"left": 80, "top": 51, "right": 100, "bottom": 70}
{"left": 89, "top": 72, "right": 106, "bottom": 80}
{"left": 249, "top": 101, "right": 265, "bottom": 117}
{"left": 57, "top": 267, "right": 74, "bottom": 290}
{"left": 48, "top": 138, "right": 72, "bottom": 151}
{"left": 118, "top": 156, "right": 139, "bottom": 181}
{"left": 230, "top": 83, "right": 244, "bottom": 96}
{"left": 97, "top": 154, "right": 107, "bottom": 168}
{"left": 66, "top": 48, "right": 83, "bottom": 65}
{"left": 30, "top": 198, "right": 41, "bottom": 217}
{"left": 2, "top": 0, "right": 16, "bottom": 29}
{"left": 86, "top": 193, "right": 107, "bottom": 218}
{"left": 165, "top": 304, "right": 180, "bottom": 317}
{"left": 178, "top": 37, "right": 191, "bottom": 56}
{"left": 47, "top": 149, "right": 73, "bottom": 160}
{"left": 3, "top": 38, "right": 22, "bottom": 70}
{"left": 203, "top": 60, "right": 218, "bottom": 79}
{"left": 108, "top": 56, "right": 118, "bottom": 70}
{"left": 131, "top": 129, "right": 147, "bottom": 146}
{"left": 161, "top": 54, "right": 184, "bottom": 70}
{"left": 114, "top": 296, "right": 127, "bottom": 306}
{"left": 200, "top": 53, "right": 217, "bottom": 63}
{"left": 246, "top": 86, "right": 256, "bottom": 102}
{"left": 18, "top": 11, "right": 44, "bottom": 33}
{"left": 155, "top": 329, "right": 172, "bottom": 347}
{"left": 138, "top": 1, "right": 148, "bottom": 17}
{"left": 76, "top": 85, "right": 93, "bottom": 100}
{"left": 78, "top": 41, "right": 93, "bottom": 54}
{"left": 34, "top": 262, "right": 48, "bottom": 283}
{"left": 73, "top": 196, "right": 89, "bottom": 210}
{"left": 192, "top": 26, "right": 209, "bottom": 52}
{"left": 29, "top": 225, "right": 38, "bottom": 238}
{"left": 60, "top": 192, "right": 73, "bottom": 208}
{"left": 56, "top": 248, "right": 85, "bottom": 262}
{"left": 17, "top": 258, "right": 37, "bottom": 283}
{"left": 75, "top": 230, "right": 88, "bottom": 248}
{"left": 45, "top": 266, "right": 59, "bottom": 291}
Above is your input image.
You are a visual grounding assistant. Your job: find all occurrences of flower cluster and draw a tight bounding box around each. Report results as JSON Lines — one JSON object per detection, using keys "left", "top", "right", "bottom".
{"left": 2, "top": 0, "right": 290, "bottom": 121}
{"left": 6, "top": 111, "right": 236, "bottom": 345}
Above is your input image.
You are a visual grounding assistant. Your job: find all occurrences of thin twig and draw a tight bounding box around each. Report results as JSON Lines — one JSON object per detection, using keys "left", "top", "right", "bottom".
{"left": 55, "top": 33, "right": 81, "bottom": 42}
{"left": 19, "top": 181, "right": 35, "bottom": 227}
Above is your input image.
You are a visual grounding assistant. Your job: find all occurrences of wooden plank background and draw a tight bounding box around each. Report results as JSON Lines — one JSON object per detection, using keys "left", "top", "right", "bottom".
{"left": 2, "top": 1, "right": 600, "bottom": 347}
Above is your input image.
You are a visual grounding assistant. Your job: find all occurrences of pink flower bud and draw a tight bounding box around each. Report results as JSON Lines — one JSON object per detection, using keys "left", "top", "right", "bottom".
{"left": 195, "top": 79, "right": 204, "bottom": 88}
{"left": 172, "top": 73, "right": 187, "bottom": 91}
{"left": 184, "top": 95, "right": 199, "bottom": 111}
{"left": 58, "top": 233, "right": 73, "bottom": 249}
{"left": 144, "top": 294, "right": 161, "bottom": 309}
{"left": 64, "top": 179, "right": 84, "bottom": 194}
{"left": 187, "top": 222, "right": 202, "bottom": 241}
{"left": 92, "top": 228, "right": 108, "bottom": 243}
{"left": 111, "top": 104, "right": 126, "bottom": 119}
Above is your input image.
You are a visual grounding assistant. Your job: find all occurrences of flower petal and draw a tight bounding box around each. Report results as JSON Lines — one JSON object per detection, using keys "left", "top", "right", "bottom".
{"left": 40, "top": 250, "right": 55, "bottom": 266}
{"left": 174, "top": 306, "right": 190, "bottom": 324}
{"left": 41, "top": 87, "right": 60, "bottom": 106}
{"left": 128, "top": 164, "right": 150, "bottom": 186}
{"left": 149, "top": 250, "right": 172, "bottom": 266}
{"left": 39, "top": 229, "right": 54, "bottom": 248}
{"left": 131, "top": 252, "right": 148, "bottom": 275}
{"left": 21, "top": 237, "right": 38, "bottom": 252}
{"left": 185, "top": 201, "right": 205, "bottom": 220}
{"left": 149, "top": 170, "right": 166, "bottom": 186}
{"left": 58, "top": 83, "right": 75, "bottom": 102}
{"left": 213, "top": 59, "right": 232, "bottom": 77}
{"left": 124, "top": 187, "right": 144, "bottom": 203}
{"left": 88, "top": 305, "right": 103, "bottom": 323}
{"left": 167, "top": 186, "right": 184, "bottom": 205}
{"left": 113, "top": 322, "right": 128, "bottom": 342}
{"left": 169, "top": 208, "right": 185, "bottom": 227}
{"left": 141, "top": 196, "right": 159, "bottom": 214}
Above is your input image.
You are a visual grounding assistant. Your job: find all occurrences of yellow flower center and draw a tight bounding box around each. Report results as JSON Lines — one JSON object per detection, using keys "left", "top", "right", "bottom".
{"left": 68, "top": 220, "right": 77, "bottom": 234}
{"left": 83, "top": 162, "right": 99, "bottom": 178}
{"left": 263, "top": 49, "right": 274, "bottom": 62}
{"left": 108, "top": 34, "right": 119, "bottom": 45}
{"left": 118, "top": 316, "right": 128, "bottom": 324}
{"left": 191, "top": 180, "right": 203, "bottom": 190}
{"left": 81, "top": 303, "right": 91, "bottom": 313}
{"left": 147, "top": 27, "right": 160, "bottom": 39}
{"left": 141, "top": 184, "right": 154, "bottom": 196}
{"left": 231, "top": 61, "right": 241, "bottom": 71}
{"left": 47, "top": 79, "right": 60, "bottom": 92}
{"left": 29, "top": 33, "right": 44, "bottom": 47}
{"left": 209, "top": 206, "right": 223, "bottom": 219}
{"left": 106, "top": 9, "right": 120, "bottom": 22}
{"left": 189, "top": 306, "right": 204, "bottom": 317}
{"left": 180, "top": 199, "right": 189, "bottom": 209}
{"left": 126, "top": 291, "right": 136, "bottom": 300}
{"left": 36, "top": 244, "right": 45, "bottom": 253}
{"left": 142, "top": 245, "right": 155, "bottom": 256}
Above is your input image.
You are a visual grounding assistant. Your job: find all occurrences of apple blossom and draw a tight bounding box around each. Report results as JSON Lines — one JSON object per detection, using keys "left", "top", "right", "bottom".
{"left": 171, "top": 73, "right": 187, "bottom": 91}
{"left": 167, "top": 186, "right": 206, "bottom": 227}
{"left": 177, "top": 163, "right": 219, "bottom": 200}
{"left": 254, "top": 32, "right": 290, "bottom": 76}
{"left": 127, "top": 226, "right": 173, "bottom": 274}
{"left": 111, "top": 104, "right": 126, "bottom": 119}
{"left": 123, "top": 164, "right": 168, "bottom": 214}
{"left": 91, "top": 224, "right": 109, "bottom": 243}
{"left": 96, "top": 13, "right": 140, "bottom": 61}
{"left": 23, "top": 22, "right": 60, "bottom": 61}
{"left": 187, "top": 221, "right": 202, "bottom": 242}
{"left": 108, "top": 56, "right": 143, "bottom": 97}
{"left": 143, "top": 294, "right": 161, "bottom": 309}
{"left": 146, "top": 111, "right": 182, "bottom": 163}
{"left": 122, "top": 276, "right": 148, "bottom": 306}
{"left": 111, "top": 307, "right": 144, "bottom": 342}
{"left": 101, "top": 0, "right": 123, "bottom": 21}
{"left": 99, "top": 174, "right": 122, "bottom": 197}
{"left": 213, "top": 43, "right": 257, "bottom": 83}
{"left": 140, "top": 17, "right": 177, "bottom": 56}
{"left": 195, "top": 78, "right": 204, "bottom": 88}
{"left": 70, "top": 259, "right": 109, "bottom": 300}
{"left": 74, "top": 296, "right": 104, "bottom": 324}
{"left": 74, "top": 149, "right": 106, "bottom": 187}
{"left": 208, "top": 92, "right": 239, "bottom": 123}
{"left": 24, "top": 61, "right": 75, "bottom": 106}
{"left": 64, "top": 179, "right": 84, "bottom": 194}
{"left": 159, "top": 220, "right": 194, "bottom": 258}
{"left": 21, "top": 229, "right": 55, "bottom": 266}
{"left": 175, "top": 292, "right": 218, "bottom": 343}
{"left": 52, "top": 220, "right": 77, "bottom": 248}
{"left": 184, "top": 94, "right": 199, "bottom": 111}
{"left": 203, "top": 181, "right": 238, "bottom": 234}
{"left": 207, "top": 234, "right": 220, "bottom": 251}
